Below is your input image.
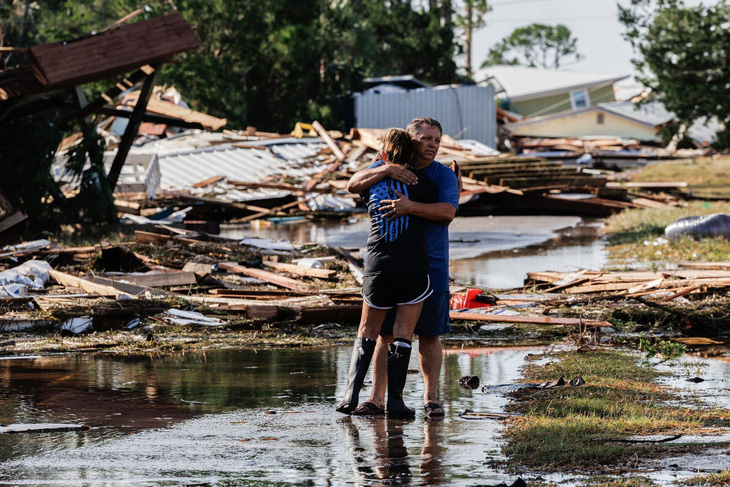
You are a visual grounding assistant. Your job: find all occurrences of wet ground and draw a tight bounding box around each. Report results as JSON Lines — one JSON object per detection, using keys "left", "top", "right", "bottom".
{"left": 221, "top": 215, "right": 607, "bottom": 289}
{"left": 3, "top": 345, "right": 730, "bottom": 485}
{"left": 0, "top": 345, "right": 536, "bottom": 486}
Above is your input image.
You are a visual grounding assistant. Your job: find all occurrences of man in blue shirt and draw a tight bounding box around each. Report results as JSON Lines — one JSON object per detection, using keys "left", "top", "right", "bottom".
{"left": 346, "top": 117, "right": 460, "bottom": 418}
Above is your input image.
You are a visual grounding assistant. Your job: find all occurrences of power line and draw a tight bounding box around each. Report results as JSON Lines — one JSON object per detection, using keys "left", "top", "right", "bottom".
{"left": 486, "top": 15, "right": 616, "bottom": 22}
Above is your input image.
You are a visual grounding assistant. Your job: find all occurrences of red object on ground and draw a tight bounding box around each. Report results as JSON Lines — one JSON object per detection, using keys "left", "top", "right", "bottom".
{"left": 450, "top": 288, "right": 491, "bottom": 309}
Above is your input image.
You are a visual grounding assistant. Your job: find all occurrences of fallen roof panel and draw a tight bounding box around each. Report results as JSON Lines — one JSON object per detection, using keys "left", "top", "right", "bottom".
{"left": 29, "top": 13, "right": 199, "bottom": 90}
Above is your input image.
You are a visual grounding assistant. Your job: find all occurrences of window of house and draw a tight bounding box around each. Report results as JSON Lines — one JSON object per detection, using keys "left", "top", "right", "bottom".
{"left": 570, "top": 89, "right": 590, "bottom": 110}
{"left": 597, "top": 113, "right": 605, "bottom": 124}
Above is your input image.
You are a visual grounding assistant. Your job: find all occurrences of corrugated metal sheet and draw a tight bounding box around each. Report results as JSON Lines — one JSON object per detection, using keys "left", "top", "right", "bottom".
{"left": 154, "top": 140, "right": 327, "bottom": 202}
{"left": 353, "top": 84, "right": 497, "bottom": 148}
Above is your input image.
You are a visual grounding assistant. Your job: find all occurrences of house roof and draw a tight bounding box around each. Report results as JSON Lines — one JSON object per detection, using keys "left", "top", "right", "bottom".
{"left": 475, "top": 65, "right": 629, "bottom": 102}
{"left": 598, "top": 101, "right": 674, "bottom": 127}
{"left": 0, "top": 13, "right": 199, "bottom": 100}
{"left": 363, "top": 75, "right": 427, "bottom": 91}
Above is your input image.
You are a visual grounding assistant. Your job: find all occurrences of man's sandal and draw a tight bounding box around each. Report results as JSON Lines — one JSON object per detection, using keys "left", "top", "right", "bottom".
{"left": 424, "top": 402, "right": 445, "bottom": 418}
{"left": 351, "top": 401, "right": 385, "bottom": 416}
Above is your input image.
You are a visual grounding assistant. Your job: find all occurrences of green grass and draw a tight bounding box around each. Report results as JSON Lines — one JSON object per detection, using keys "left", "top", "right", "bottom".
{"left": 502, "top": 350, "right": 730, "bottom": 472}
{"left": 602, "top": 202, "right": 730, "bottom": 265}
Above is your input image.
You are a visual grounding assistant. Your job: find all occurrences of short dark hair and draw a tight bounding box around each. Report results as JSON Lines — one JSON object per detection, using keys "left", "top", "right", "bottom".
{"left": 381, "top": 128, "right": 413, "bottom": 165}
{"left": 406, "top": 117, "right": 442, "bottom": 137}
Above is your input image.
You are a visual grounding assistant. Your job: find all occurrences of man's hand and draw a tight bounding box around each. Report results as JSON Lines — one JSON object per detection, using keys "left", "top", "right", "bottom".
{"left": 379, "top": 191, "right": 413, "bottom": 221}
{"left": 386, "top": 165, "right": 418, "bottom": 186}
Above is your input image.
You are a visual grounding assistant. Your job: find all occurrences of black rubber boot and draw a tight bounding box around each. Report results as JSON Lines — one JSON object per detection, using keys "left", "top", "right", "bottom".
{"left": 386, "top": 343, "right": 416, "bottom": 419}
{"left": 336, "top": 337, "right": 377, "bottom": 415}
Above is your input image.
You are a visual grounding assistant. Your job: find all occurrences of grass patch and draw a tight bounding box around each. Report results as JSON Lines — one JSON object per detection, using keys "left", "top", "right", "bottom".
{"left": 502, "top": 350, "right": 730, "bottom": 473}
{"left": 602, "top": 202, "right": 730, "bottom": 265}
{"left": 631, "top": 156, "right": 730, "bottom": 198}
{"left": 681, "top": 470, "right": 730, "bottom": 486}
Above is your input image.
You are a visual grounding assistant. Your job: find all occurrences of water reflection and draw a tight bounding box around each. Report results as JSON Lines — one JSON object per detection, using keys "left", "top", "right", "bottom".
{"left": 0, "top": 346, "right": 536, "bottom": 485}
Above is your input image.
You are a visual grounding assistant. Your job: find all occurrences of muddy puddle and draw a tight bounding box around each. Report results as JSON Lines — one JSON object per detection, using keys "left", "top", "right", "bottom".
{"left": 0, "top": 345, "right": 538, "bottom": 485}
{"left": 221, "top": 216, "right": 606, "bottom": 289}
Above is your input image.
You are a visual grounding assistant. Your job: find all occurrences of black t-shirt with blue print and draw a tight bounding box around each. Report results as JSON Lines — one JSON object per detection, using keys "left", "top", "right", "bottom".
{"left": 363, "top": 166, "right": 438, "bottom": 275}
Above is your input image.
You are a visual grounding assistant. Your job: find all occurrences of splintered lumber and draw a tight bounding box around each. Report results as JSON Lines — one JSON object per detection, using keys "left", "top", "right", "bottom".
{"left": 89, "top": 277, "right": 169, "bottom": 298}
{"left": 222, "top": 305, "right": 280, "bottom": 320}
{"left": 312, "top": 120, "right": 346, "bottom": 160}
{"left": 566, "top": 278, "right": 730, "bottom": 294}
{"left": 658, "top": 285, "right": 705, "bottom": 302}
{"left": 192, "top": 175, "right": 225, "bottom": 188}
{"left": 209, "top": 289, "right": 310, "bottom": 299}
{"left": 218, "top": 262, "right": 314, "bottom": 293}
{"left": 262, "top": 261, "right": 335, "bottom": 279}
{"left": 134, "top": 230, "right": 170, "bottom": 245}
{"left": 99, "top": 272, "right": 198, "bottom": 288}
{"left": 449, "top": 311, "right": 610, "bottom": 327}
{"left": 50, "top": 270, "right": 133, "bottom": 299}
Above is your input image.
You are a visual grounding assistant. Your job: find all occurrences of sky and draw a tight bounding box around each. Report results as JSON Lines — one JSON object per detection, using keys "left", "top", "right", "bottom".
{"left": 469, "top": 0, "right": 719, "bottom": 79}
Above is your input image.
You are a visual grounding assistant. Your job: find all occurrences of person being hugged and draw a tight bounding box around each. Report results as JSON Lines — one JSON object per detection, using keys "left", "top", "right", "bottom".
{"left": 336, "top": 128, "right": 437, "bottom": 418}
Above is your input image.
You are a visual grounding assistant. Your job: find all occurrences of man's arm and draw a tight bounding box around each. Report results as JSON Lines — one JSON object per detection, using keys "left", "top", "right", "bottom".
{"left": 346, "top": 164, "right": 418, "bottom": 194}
{"left": 380, "top": 193, "right": 456, "bottom": 226}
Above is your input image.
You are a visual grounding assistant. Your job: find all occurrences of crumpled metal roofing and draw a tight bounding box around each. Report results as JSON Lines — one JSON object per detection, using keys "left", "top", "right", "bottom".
{"left": 154, "top": 138, "right": 328, "bottom": 202}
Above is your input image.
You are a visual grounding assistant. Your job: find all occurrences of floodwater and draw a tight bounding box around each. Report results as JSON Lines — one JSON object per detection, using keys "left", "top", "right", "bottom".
{"left": 0, "top": 345, "right": 537, "bottom": 486}
{"left": 3, "top": 346, "right": 730, "bottom": 485}
{"left": 221, "top": 215, "right": 607, "bottom": 289}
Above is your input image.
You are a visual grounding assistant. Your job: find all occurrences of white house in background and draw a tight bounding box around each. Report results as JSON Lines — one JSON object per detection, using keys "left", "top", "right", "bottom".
{"left": 475, "top": 65, "right": 630, "bottom": 118}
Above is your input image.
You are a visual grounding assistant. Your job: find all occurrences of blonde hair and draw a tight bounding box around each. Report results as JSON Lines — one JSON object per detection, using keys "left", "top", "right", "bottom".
{"left": 381, "top": 128, "right": 413, "bottom": 165}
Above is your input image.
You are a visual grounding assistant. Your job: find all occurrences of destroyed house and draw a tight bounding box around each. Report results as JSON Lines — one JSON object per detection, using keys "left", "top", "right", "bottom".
{"left": 505, "top": 101, "right": 674, "bottom": 143}
{"left": 476, "top": 65, "right": 629, "bottom": 119}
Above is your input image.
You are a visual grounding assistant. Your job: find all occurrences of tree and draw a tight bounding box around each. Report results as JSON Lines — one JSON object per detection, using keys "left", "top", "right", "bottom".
{"left": 454, "top": 0, "right": 491, "bottom": 79}
{"left": 482, "top": 23, "right": 582, "bottom": 69}
{"left": 619, "top": 0, "right": 730, "bottom": 148}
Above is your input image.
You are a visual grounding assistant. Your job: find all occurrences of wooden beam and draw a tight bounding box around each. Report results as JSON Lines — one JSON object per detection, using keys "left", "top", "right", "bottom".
{"left": 94, "top": 105, "right": 205, "bottom": 130}
{"left": 449, "top": 311, "right": 609, "bottom": 327}
{"left": 98, "top": 272, "right": 198, "bottom": 288}
{"left": 107, "top": 65, "right": 159, "bottom": 191}
{"left": 262, "top": 261, "right": 335, "bottom": 279}
{"left": 312, "top": 120, "right": 346, "bottom": 160}
{"left": 217, "top": 262, "right": 314, "bottom": 293}
{"left": 50, "top": 270, "right": 134, "bottom": 298}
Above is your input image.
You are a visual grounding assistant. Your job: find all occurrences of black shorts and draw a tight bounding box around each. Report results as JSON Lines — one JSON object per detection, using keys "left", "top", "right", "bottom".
{"left": 362, "top": 272, "right": 432, "bottom": 310}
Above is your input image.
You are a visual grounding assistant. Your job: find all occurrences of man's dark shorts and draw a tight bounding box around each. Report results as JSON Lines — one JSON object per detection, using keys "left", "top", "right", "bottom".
{"left": 380, "top": 291, "right": 450, "bottom": 337}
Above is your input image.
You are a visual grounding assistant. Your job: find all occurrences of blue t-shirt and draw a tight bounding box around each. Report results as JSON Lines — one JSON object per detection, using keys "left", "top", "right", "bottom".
{"left": 367, "top": 160, "right": 459, "bottom": 292}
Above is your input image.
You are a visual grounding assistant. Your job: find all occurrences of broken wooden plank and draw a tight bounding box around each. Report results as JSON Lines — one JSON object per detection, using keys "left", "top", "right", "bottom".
{"left": 262, "top": 261, "right": 335, "bottom": 279}
{"left": 134, "top": 230, "right": 170, "bottom": 245}
{"left": 222, "top": 305, "right": 280, "bottom": 320}
{"left": 312, "top": 120, "right": 346, "bottom": 160}
{"left": 50, "top": 270, "right": 134, "bottom": 299}
{"left": 98, "top": 271, "right": 198, "bottom": 288}
{"left": 449, "top": 311, "right": 609, "bottom": 327}
{"left": 657, "top": 285, "right": 705, "bottom": 302}
{"left": 217, "top": 262, "right": 314, "bottom": 293}
{"left": 192, "top": 175, "right": 225, "bottom": 188}
{"left": 209, "top": 289, "right": 310, "bottom": 298}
